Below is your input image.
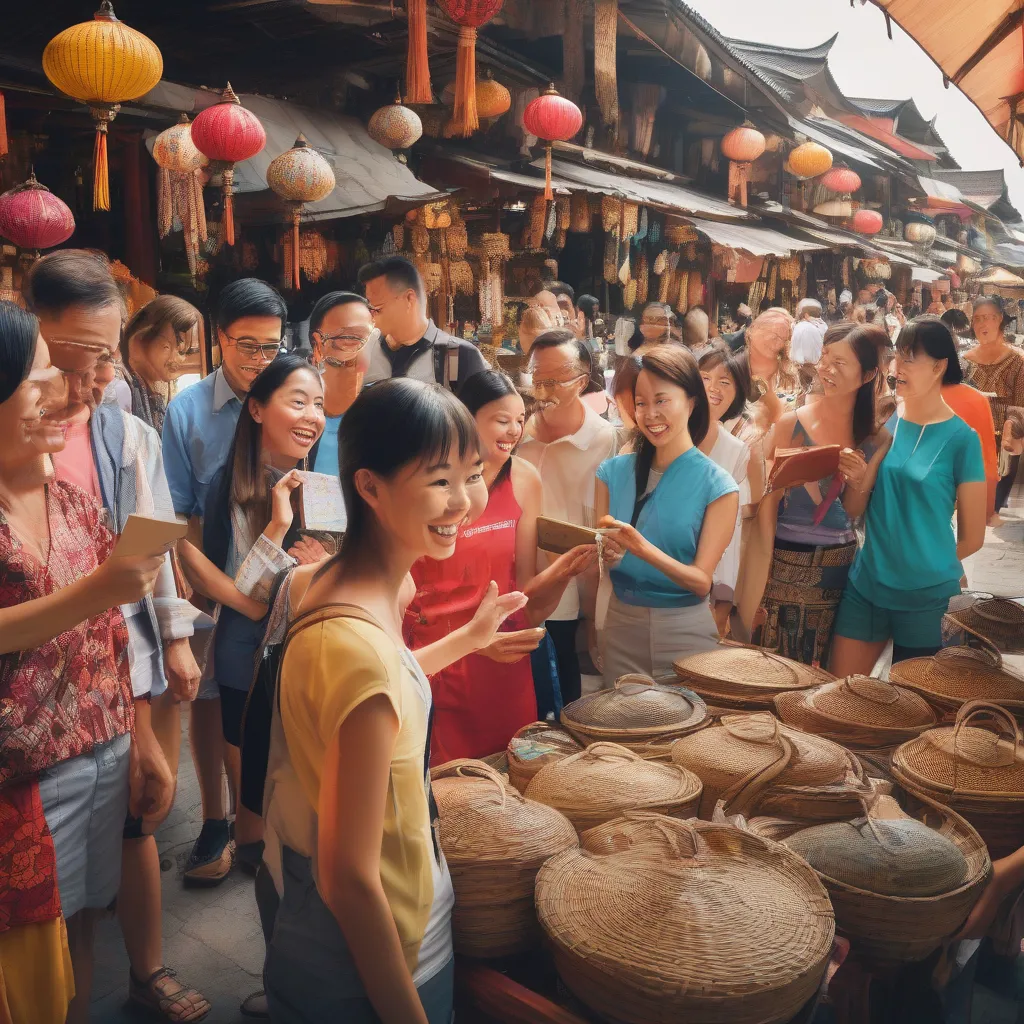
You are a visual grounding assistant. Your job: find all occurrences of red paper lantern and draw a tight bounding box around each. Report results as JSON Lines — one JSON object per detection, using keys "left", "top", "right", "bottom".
{"left": 524, "top": 85, "right": 584, "bottom": 201}
{"left": 720, "top": 122, "right": 766, "bottom": 208}
{"left": 436, "top": 0, "right": 505, "bottom": 137}
{"left": 853, "top": 208, "right": 883, "bottom": 235}
{"left": 0, "top": 172, "right": 75, "bottom": 252}
{"left": 820, "top": 165, "right": 862, "bottom": 195}
{"left": 190, "top": 83, "right": 266, "bottom": 246}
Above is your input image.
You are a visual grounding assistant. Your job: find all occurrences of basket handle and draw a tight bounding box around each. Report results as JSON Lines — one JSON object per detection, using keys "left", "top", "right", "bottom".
{"left": 613, "top": 674, "right": 659, "bottom": 694}
{"left": 721, "top": 712, "right": 784, "bottom": 747}
{"left": 934, "top": 644, "right": 1002, "bottom": 670}
{"left": 581, "top": 742, "right": 640, "bottom": 762}
{"left": 974, "top": 598, "right": 1017, "bottom": 625}
{"left": 430, "top": 758, "right": 509, "bottom": 808}
{"left": 719, "top": 729, "right": 795, "bottom": 819}
{"left": 841, "top": 675, "right": 901, "bottom": 705}
{"left": 619, "top": 810, "right": 707, "bottom": 860}
{"left": 951, "top": 700, "right": 1022, "bottom": 773}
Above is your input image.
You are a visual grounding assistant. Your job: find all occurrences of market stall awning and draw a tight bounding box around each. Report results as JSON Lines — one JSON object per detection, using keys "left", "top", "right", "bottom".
{"left": 785, "top": 115, "right": 886, "bottom": 170}
{"left": 976, "top": 266, "right": 1024, "bottom": 286}
{"left": 836, "top": 114, "right": 938, "bottom": 161}
{"left": 912, "top": 266, "right": 944, "bottom": 282}
{"left": 684, "top": 218, "right": 829, "bottom": 256}
{"left": 916, "top": 175, "right": 966, "bottom": 205}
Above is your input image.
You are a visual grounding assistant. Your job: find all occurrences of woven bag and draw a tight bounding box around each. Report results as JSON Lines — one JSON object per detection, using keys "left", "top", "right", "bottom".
{"left": 432, "top": 760, "right": 578, "bottom": 958}
{"left": 601, "top": 195, "right": 623, "bottom": 232}
{"left": 775, "top": 676, "right": 937, "bottom": 748}
{"left": 944, "top": 595, "right": 1024, "bottom": 653}
{"left": 480, "top": 232, "right": 511, "bottom": 260}
{"left": 506, "top": 722, "right": 582, "bottom": 794}
{"left": 525, "top": 741, "right": 703, "bottom": 833}
{"left": 537, "top": 813, "right": 834, "bottom": 1024}
{"left": 569, "top": 193, "right": 591, "bottom": 232}
{"left": 560, "top": 675, "right": 707, "bottom": 750}
{"left": 892, "top": 700, "right": 1024, "bottom": 858}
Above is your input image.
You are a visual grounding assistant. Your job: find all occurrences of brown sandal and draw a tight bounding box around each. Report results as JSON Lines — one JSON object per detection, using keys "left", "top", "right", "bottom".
{"left": 129, "top": 967, "right": 211, "bottom": 1023}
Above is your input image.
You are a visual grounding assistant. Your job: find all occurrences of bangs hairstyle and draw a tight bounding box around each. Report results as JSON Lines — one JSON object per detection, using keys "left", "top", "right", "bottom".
{"left": 308, "top": 291, "right": 369, "bottom": 336}
{"left": 895, "top": 315, "right": 963, "bottom": 385}
{"left": 122, "top": 294, "right": 200, "bottom": 364}
{"left": 634, "top": 346, "right": 710, "bottom": 495}
{"left": 23, "top": 249, "right": 123, "bottom": 317}
{"left": 457, "top": 368, "right": 519, "bottom": 416}
{"left": 825, "top": 322, "right": 887, "bottom": 446}
{"left": 336, "top": 378, "right": 479, "bottom": 559}
{"left": 698, "top": 344, "right": 751, "bottom": 422}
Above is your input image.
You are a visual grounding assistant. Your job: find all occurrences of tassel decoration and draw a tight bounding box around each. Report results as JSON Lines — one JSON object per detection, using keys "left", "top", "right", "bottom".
{"left": 594, "top": 0, "right": 619, "bottom": 128}
{"left": 93, "top": 118, "right": 111, "bottom": 211}
{"left": 0, "top": 92, "right": 8, "bottom": 158}
{"left": 405, "top": 0, "right": 432, "bottom": 104}
{"left": 451, "top": 26, "right": 480, "bottom": 137}
{"left": 221, "top": 167, "right": 236, "bottom": 247}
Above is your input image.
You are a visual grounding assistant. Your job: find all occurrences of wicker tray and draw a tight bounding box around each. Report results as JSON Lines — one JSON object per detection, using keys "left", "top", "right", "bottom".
{"left": 537, "top": 813, "right": 834, "bottom": 1024}
{"left": 506, "top": 723, "right": 583, "bottom": 795}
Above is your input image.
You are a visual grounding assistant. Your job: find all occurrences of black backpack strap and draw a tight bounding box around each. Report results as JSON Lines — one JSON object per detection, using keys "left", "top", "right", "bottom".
{"left": 432, "top": 339, "right": 460, "bottom": 391}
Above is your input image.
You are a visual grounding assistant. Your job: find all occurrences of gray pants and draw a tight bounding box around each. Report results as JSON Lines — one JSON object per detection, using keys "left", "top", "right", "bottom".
{"left": 264, "top": 846, "right": 454, "bottom": 1023}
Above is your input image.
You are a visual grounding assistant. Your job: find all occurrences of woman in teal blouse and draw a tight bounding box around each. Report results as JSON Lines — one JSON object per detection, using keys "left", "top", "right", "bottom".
{"left": 596, "top": 346, "right": 739, "bottom": 683}
{"left": 831, "top": 316, "right": 988, "bottom": 674}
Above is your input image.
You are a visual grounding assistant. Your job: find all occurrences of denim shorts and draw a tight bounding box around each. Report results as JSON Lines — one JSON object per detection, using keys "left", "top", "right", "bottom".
{"left": 834, "top": 582, "right": 948, "bottom": 650}
{"left": 38, "top": 732, "right": 131, "bottom": 919}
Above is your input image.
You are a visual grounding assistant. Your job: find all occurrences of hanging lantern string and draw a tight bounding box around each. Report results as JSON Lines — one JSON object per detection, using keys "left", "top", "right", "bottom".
{"left": 0, "top": 92, "right": 8, "bottom": 159}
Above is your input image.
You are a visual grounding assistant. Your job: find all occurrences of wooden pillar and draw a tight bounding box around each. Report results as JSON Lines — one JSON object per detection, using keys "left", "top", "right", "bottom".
{"left": 122, "top": 132, "right": 158, "bottom": 286}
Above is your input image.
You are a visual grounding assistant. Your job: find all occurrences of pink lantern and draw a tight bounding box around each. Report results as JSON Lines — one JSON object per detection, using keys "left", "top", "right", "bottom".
{"left": 820, "top": 165, "right": 861, "bottom": 195}
{"left": 853, "top": 208, "right": 883, "bottom": 235}
{"left": 0, "top": 172, "right": 75, "bottom": 252}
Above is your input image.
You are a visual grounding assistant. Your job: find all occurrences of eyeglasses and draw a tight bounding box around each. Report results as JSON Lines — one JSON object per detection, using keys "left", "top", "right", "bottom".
{"left": 222, "top": 334, "right": 282, "bottom": 360}
{"left": 529, "top": 373, "right": 587, "bottom": 392}
{"left": 314, "top": 327, "right": 379, "bottom": 356}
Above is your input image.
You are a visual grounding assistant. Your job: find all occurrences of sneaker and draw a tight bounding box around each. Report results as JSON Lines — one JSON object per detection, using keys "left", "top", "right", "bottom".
{"left": 183, "top": 818, "right": 234, "bottom": 887}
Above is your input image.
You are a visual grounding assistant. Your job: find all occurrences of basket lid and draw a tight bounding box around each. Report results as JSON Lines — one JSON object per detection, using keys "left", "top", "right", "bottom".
{"left": 784, "top": 816, "right": 970, "bottom": 897}
{"left": 945, "top": 595, "right": 1024, "bottom": 653}
{"left": 507, "top": 722, "right": 582, "bottom": 765}
{"left": 890, "top": 648, "right": 1024, "bottom": 709}
{"left": 674, "top": 645, "right": 830, "bottom": 698}
{"left": 525, "top": 742, "right": 702, "bottom": 818}
{"left": 560, "top": 675, "right": 708, "bottom": 740}
{"left": 431, "top": 760, "right": 578, "bottom": 864}
{"left": 892, "top": 701, "right": 1024, "bottom": 797}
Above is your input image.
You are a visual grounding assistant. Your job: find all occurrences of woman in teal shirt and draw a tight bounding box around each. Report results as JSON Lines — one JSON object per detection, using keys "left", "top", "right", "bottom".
{"left": 596, "top": 346, "right": 738, "bottom": 683}
{"left": 831, "top": 316, "right": 988, "bottom": 674}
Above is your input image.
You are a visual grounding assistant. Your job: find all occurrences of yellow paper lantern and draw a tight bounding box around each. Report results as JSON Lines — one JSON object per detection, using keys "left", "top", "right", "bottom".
{"left": 787, "top": 141, "right": 833, "bottom": 180}
{"left": 43, "top": 1, "right": 163, "bottom": 212}
{"left": 476, "top": 70, "right": 511, "bottom": 120}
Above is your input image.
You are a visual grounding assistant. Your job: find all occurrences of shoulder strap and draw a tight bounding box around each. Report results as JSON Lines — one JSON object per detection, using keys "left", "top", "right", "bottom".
{"left": 432, "top": 337, "right": 459, "bottom": 390}
{"left": 285, "top": 602, "right": 388, "bottom": 645}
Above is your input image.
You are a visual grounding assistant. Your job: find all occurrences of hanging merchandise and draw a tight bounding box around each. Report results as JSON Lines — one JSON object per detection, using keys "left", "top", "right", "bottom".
{"left": 475, "top": 70, "right": 512, "bottom": 120}
{"left": 281, "top": 230, "right": 329, "bottom": 285}
{"left": 787, "top": 141, "right": 833, "bottom": 179}
{"left": 0, "top": 172, "right": 75, "bottom": 253}
{"left": 905, "top": 221, "right": 937, "bottom": 246}
{"left": 630, "top": 84, "right": 663, "bottom": 158}
{"left": 820, "top": 165, "right": 861, "bottom": 195}
{"left": 853, "top": 209, "right": 883, "bottom": 235}
{"left": 405, "top": 0, "right": 432, "bottom": 104}
{"left": 594, "top": 0, "right": 619, "bottom": 128}
{"left": 423, "top": 202, "right": 452, "bottom": 230}
{"left": 603, "top": 231, "right": 619, "bottom": 285}
{"left": 190, "top": 84, "right": 267, "bottom": 247}
{"left": 636, "top": 253, "right": 649, "bottom": 305}
{"left": 648, "top": 216, "right": 662, "bottom": 246}
{"left": 42, "top": 1, "right": 163, "bottom": 211}
{"left": 152, "top": 114, "right": 209, "bottom": 279}
{"left": 523, "top": 85, "right": 584, "bottom": 200}
{"left": 721, "top": 122, "right": 766, "bottom": 208}
{"left": 436, "top": 0, "right": 505, "bottom": 138}
{"left": 621, "top": 202, "right": 639, "bottom": 238}
{"left": 411, "top": 224, "right": 430, "bottom": 254}
{"left": 556, "top": 196, "right": 571, "bottom": 231}
{"left": 569, "top": 193, "right": 591, "bottom": 232}
{"left": 688, "top": 271, "right": 704, "bottom": 310}
{"left": 445, "top": 214, "right": 468, "bottom": 258}
{"left": 601, "top": 196, "right": 623, "bottom": 232}
{"left": 267, "top": 135, "right": 337, "bottom": 290}
{"left": 368, "top": 94, "right": 424, "bottom": 150}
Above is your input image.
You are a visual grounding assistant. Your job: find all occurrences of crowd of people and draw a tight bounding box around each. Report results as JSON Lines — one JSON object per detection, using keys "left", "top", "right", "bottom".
{"left": 0, "top": 248, "right": 1021, "bottom": 1024}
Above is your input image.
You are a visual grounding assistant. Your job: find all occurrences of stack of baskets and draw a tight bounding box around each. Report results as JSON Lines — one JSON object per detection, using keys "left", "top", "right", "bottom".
{"left": 505, "top": 722, "right": 582, "bottom": 794}
{"left": 943, "top": 594, "right": 1024, "bottom": 654}
{"left": 559, "top": 675, "right": 708, "bottom": 753}
{"left": 891, "top": 701, "right": 1024, "bottom": 858}
{"left": 535, "top": 812, "right": 835, "bottom": 1024}
{"left": 431, "top": 759, "right": 578, "bottom": 957}
{"left": 525, "top": 742, "right": 703, "bottom": 833}
{"left": 674, "top": 645, "right": 831, "bottom": 712}
{"left": 671, "top": 712, "right": 868, "bottom": 819}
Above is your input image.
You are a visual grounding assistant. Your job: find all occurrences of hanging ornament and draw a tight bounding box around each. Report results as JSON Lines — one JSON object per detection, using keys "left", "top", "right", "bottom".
{"left": 819, "top": 165, "right": 861, "bottom": 195}
{"left": 594, "top": 0, "right": 619, "bottom": 128}
{"left": 436, "top": 0, "right": 505, "bottom": 138}
{"left": 42, "top": 1, "right": 163, "bottom": 212}
{"left": 523, "top": 85, "right": 584, "bottom": 201}
{"left": 787, "top": 141, "right": 833, "bottom": 179}
{"left": 267, "top": 135, "right": 336, "bottom": 291}
{"left": 151, "top": 113, "right": 208, "bottom": 279}
{"left": 0, "top": 92, "right": 7, "bottom": 159}
{"left": 475, "top": 70, "right": 512, "bottom": 120}
{"left": 190, "top": 84, "right": 266, "bottom": 247}
{"left": 405, "top": 0, "right": 432, "bottom": 104}
{"left": 0, "top": 172, "right": 75, "bottom": 254}
{"left": 720, "top": 122, "right": 766, "bottom": 208}
{"left": 853, "top": 209, "right": 883, "bottom": 235}
{"left": 368, "top": 93, "right": 424, "bottom": 150}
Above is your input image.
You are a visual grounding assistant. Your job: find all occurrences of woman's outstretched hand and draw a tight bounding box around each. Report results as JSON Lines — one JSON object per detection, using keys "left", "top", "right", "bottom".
{"left": 463, "top": 581, "right": 528, "bottom": 652}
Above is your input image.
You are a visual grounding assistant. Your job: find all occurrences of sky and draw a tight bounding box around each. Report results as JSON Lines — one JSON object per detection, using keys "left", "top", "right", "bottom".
{"left": 684, "top": 0, "right": 1024, "bottom": 214}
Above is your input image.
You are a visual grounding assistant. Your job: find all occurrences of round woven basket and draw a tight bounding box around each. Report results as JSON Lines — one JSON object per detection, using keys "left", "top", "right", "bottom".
{"left": 525, "top": 742, "right": 703, "bottom": 833}
{"left": 889, "top": 647, "right": 1024, "bottom": 720}
{"left": 537, "top": 813, "right": 834, "bottom": 1024}
{"left": 560, "top": 675, "right": 708, "bottom": 750}
{"left": 891, "top": 700, "right": 1024, "bottom": 858}
{"left": 775, "top": 676, "right": 937, "bottom": 748}
{"left": 432, "top": 759, "right": 579, "bottom": 958}
{"left": 671, "top": 712, "right": 868, "bottom": 820}
{"left": 674, "top": 645, "right": 831, "bottom": 711}
{"left": 505, "top": 722, "right": 582, "bottom": 794}
{"left": 746, "top": 816, "right": 810, "bottom": 843}
{"left": 944, "top": 595, "right": 1024, "bottom": 653}
{"left": 783, "top": 792, "right": 991, "bottom": 964}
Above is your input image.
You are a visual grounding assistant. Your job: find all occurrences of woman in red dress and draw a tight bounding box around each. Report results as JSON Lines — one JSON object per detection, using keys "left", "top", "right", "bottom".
{"left": 405, "top": 371, "right": 596, "bottom": 764}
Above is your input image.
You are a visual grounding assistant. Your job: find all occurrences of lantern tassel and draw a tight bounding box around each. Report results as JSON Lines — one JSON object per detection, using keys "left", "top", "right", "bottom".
{"left": 0, "top": 92, "right": 8, "bottom": 158}
{"left": 405, "top": 0, "right": 432, "bottom": 104}
{"left": 93, "top": 125, "right": 110, "bottom": 212}
{"left": 292, "top": 207, "right": 301, "bottom": 290}
{"left": 451, "top": 26, "right": 479, "bottom": 138}
{"left": 222, "top": 166, "right": 236, "bottom": 247}
{"left": 543, "top": 143, "right": 553, "bottom": 201}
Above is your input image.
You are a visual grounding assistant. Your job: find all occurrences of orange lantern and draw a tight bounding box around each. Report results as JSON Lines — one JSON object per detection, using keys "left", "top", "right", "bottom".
{"left": 787, "top": 141, "right": 833, "bottom": 179}
{"left": 436, "top": 0, "right": 505, "bottom": 138}
{"left": 720, "top": 122, "right": 766, "bottom": 208}
{"left": 476, "top": 70, "right": 511, "bottom": 120}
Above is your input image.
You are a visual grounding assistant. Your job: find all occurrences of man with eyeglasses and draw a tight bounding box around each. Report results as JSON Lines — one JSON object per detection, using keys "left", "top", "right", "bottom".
{"left": 357, "top": 255, "right": 486, "bottom": 391}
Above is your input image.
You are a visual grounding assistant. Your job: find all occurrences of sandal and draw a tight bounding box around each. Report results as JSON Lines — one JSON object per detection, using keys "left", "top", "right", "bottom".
{"left": 129, "top": 967, "right": 211, "bottom": 1023}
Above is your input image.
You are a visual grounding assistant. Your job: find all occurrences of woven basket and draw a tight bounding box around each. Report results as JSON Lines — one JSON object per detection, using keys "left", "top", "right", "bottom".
{"left": 944, "top": 595, "right": 1024, "bottom": 653}
{"left": 450, "top": 260, "right": 474, "bottom": 295}
{"left": 674, "top": 644, "right": 831, "bottom": 712}
{"left": 506, "top": 722, "right": 582, "bottom": 794}
{"left": 891, "top": 700, "right": 1024, "bottom": 858}
{"left": 671, "top": 712, "right": 867, "bottom": 820}
{"left": 601, "top": 195, "right": 623, "bottom": 232}
{"left": 775, "top": 676, "right": 937, "bottom": 748}
{"left": 890, "top": 647, "right": 1024, "bottom": 720}
{"left": 560, "top": 675, "right": 708, "bottom": 750}
{"left": 432, "top": 759, "right": 578, "bottom": 958}
{"left": 569, "top": 193, "right": 591, "bottom": 233}
{"left": 480, "top": 232, "right": 511, "bottom": 260}
{"left": 525, "top": 742, "right": 703, "bottom": 833}
{"left": 538, "top": 813, "right": 834, "bottom": 1024}
{"left": 411, "top": 223, "right": 430, "bottom": 254}
{"left": 746, "top": 816, "right": 810, "bottom": 842}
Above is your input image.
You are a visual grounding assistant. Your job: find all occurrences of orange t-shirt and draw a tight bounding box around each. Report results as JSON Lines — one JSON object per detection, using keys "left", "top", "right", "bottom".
{"left": 943, "top": 383, "right": 998, "bottom": 480}
{"left": 51, "top": 421, "right": 102, "bottom": 501}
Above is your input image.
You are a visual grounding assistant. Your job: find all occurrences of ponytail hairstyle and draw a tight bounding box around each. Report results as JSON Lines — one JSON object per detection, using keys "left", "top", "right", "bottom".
{"left": 826, "top": 322, "right": 887, "bottom": 446}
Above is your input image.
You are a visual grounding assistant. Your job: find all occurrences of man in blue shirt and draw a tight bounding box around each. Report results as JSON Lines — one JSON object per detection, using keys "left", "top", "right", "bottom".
{"left": 162, "top": 278, "right": 288, "bottom": 890}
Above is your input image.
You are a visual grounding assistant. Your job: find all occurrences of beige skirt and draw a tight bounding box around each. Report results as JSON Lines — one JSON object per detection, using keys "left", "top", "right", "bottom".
{"left": 602, "top": 593, "right": 720, "bottom": 686}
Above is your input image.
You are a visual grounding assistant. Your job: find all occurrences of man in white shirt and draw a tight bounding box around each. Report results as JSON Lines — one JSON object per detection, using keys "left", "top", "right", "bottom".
{"left": 519, "top": 329, "right": 616, "bottom": 706}
{"left": 790, "top": 298, "right": 828, "bottom": 382}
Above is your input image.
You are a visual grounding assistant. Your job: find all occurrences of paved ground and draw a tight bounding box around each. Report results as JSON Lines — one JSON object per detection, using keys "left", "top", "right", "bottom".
{"left": 91, "top": 522, "right": 1024, "bottom": 1023}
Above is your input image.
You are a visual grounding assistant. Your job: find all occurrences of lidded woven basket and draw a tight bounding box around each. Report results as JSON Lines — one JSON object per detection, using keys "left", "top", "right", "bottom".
{"left": 943, "top": 594, "right": 1024, "bottom": 653}
{"left": 674, "top": 644, "right": 831, "bottom": 711}
{"left": 560, "top": 674, "right": 708, "bottom": 750}
{"left": 537, "top": 813, "right": 834, "bottom": 1024}
{"left": 890, "top": 647, "right": 1024, "bottom": 719}
{"left": 891, "top": 700, "right": 1024, "bottom": 858}
{"left": 671, "top": 712, "right": 866, "bottom": 819}
{"left": 431, "top": 759, "right": 578, "bottom": 957}
{"left": 505, "top": 722, "right": 582, "bottom": 794}
{"left": 524, "top": 742, "right": 703, "bottom": 833}
{"left": 775, "top": 676, "right": 937, "bottom": 748}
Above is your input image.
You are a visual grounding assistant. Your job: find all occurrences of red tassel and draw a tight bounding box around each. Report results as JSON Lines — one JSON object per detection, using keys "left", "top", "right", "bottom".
{"left": 405, "top": 0, "right": 432, "bottom": 104}
{"left": 222, "top": 167, "right": 236, "bottom": 247}
{"left": 450, "top": 26, "right": 479, "bottom": 137}
{"left": 544, "top": 143, "right": 553, "bottom": 201}
{"left": 0, "top": 92, "right": 8, "bottom": 158}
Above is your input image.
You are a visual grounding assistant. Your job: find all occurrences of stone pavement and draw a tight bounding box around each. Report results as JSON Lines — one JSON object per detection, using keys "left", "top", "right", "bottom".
{"left": 91, "top": 522, "right": 1023, "bottom": 1023}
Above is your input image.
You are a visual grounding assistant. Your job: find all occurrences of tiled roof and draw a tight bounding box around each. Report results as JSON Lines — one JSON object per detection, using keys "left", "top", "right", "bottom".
{"left": 931, "top": 169, "right": 1007, "bottom": 209}
{"left": 848, "top": 97, "right": 907, "bottom": 117}
{"left": 721, "top": 34, "right": 839, "bottom": 101}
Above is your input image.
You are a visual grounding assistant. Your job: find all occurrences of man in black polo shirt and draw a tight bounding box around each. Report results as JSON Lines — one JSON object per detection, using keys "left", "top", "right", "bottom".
{"left": 358, "top": 255, "right": 487, "bottom": 391}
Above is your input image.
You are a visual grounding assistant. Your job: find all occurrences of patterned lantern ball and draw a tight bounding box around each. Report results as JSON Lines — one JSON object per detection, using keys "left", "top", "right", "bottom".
{"left": 152, "top": 113, "right": 207, "bottom": 174}
{"left": 524, "top": 85, "right": 584, "bottom": 143}
{"left": 368, "top": 99, "right": 424, "bottom": 150}
{"left": 853, "top": 208, "right": 884, "bottom": 235}
{"left": 0, "top": 172, "right": 75, "bottom": 250}
{"left": 905, "top": 221, "right": 937, "bottom": 246}
{"left": 476, "top": 71, "right": 511, "bottom": 120}
{"left": 788, "top": 141, "right": 833, "bottom": 179}
{"left": 437, "top": 0, "right": 504, "bottom": 27}
{"left": 820, "top": 165, "right": 861, "bottom": 195}
{"left": 721, "top": 122, "right": 766, "bottom": 163}
{"left": 267, "top": 135, "right": 336, "bottom": 204}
